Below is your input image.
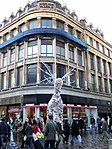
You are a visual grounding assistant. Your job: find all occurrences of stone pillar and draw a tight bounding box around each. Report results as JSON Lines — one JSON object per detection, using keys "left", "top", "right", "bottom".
{"left": 84, "top": 51, "right": 87, "bottom": 90}
{"left": 75, "top": 47, "right": 79, "bottom": 88}
{"left": 73, "top": 28, "right": 77, "bottom": 36}
{"left": 53, "top": 37, "right": 56, "bottom": 80}
{"left": 25, "top": 21, "right": 28, "bottom": 30}
{"left": 35, "top": 108, "right": 40, "bottom": 119}
{"left": 52, "top": 17, "right": 56, "bottom": 28}
{"left": 14, "top": 46, "right": 17, "bottom": 86}
{"left": 64, "top": 23, "right": 68, "bottom": 32}
{"left": 65, "top": 43, "right": 68, "bottom": 60}
{"left": 37, "top": 17, "right": 41, "bottom": 28}
{"left": 106, "top": 62, "right": 110, "bottom": 93}
{"left": 87, "top": 52, "right": 91, "bottom": 91}
{"left": 37, "top": 37, "right": 40, "bottom": 84}
{"left": 100, "top": 58, "right": 105, "bottom": 92}
{"left": 94, "top": 55, "right": 98, "bottom": 91}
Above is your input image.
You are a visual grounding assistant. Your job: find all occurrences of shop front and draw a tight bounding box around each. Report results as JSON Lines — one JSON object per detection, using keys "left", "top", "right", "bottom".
{"left": 23, "top": 104, "right": 97, "bottom": 127}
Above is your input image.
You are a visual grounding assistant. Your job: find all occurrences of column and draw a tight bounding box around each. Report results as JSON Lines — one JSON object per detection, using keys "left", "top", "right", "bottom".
{"left": 87, "top": 52, "right": 91, "bottom": 91}
{"left": 73, "top": 28, "right": 77, "bottom": 36}
{"left": 53, "top": 37, "right": 56, "bottom": 80}
{"left": 106, "top": 62, "right": 110, "bottom": 93}
{"left": 25, "top": 21, "right": 28, "bottom": 30}
{"left": 37, "top": 17, "right": 41, "bottom": 28}
{"left": 75, "top": 47, "right": 79, "bottom": 88}
{"left": 52, "top": 17, "right": 56, "bottom": 28}
{"left": 14, "top": 45, "right": 17, "bottom": 86}
{"left": 37, "top": 37, "right": 40, "bottom": 84}
{"left": 94, "top": 55, "right": 98, "bottom": 91}
{"left": 35, "top": 108, "right": 40, "bottom": 119}
{"left": 64, "top": 23, "right": 68, "bottom": 32}
{"left": 100, "top": 58, "right": 104, "bottom": 92}
{"left": 84, "top": 51, "right": 87, "bottom": 90}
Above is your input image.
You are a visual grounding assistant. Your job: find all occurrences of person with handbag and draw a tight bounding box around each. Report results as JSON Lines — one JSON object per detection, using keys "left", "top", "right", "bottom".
{"left": 44, "top": 114, "right": 58, "bottom": 149}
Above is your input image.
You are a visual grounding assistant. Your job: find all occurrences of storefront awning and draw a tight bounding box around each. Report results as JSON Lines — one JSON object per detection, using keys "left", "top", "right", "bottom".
{"left": 8, "top": 109, "right": 21, "bottom": 113}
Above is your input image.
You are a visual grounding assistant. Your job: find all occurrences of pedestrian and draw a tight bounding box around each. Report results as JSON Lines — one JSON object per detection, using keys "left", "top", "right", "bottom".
{"left": 79, "top": 118, "right": 84, "bottom": 133}
{"left": 24, "top": 119, "right": 34, "bottom": 149}
{"left": 44, "top": 114, "right": 57, "bottom": 149}
{"left": 71, "top": 118, "right": 81, "bottom": 148}
{"left": 97, "top": 116, "right": 102, "bottom": 134}
{"left": 102, "top": 118, "right": 110, "bottom": 140}
{"left": 0, "top": 117, "right": 8, "bottom": 149}
{"left": 63, "top": 120, "right": 70, "bottom": 144}
{"left": 90, "top": 115, "right": 96, "bottom": 134}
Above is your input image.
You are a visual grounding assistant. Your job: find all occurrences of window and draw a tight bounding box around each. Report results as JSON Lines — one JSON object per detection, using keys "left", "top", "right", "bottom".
{"left": 97, "top": 56, "right": 100, "bottom": 73}
{"left": 89, "top": 37, "right": 93, "bottom": 46}
{"left": 12, "top": 29, "right": 17, "bottom": 37}
{"left": 1, "top": 72, "right": 6, "bottom": 89}
{"left": 41, "top": 18, "right": 52, "bottom": 28}
{"left": 18, "top": 44, "right": 24, "bottom": 61}
{"left": 68, "top": 25, "right": 73, "bottom": 34}
{"left": 91, "top": 74, "right": 95, "bottom": 91}
{"left": 78, "top": 49, "right": 82, "bottom": 66}
{"left": 41, "top": 39, "right": 53, "bottom": 56}
{"left": 103, "top": 60, "right": 106, "bottom": 74}
{"left": 90, "top": 53, "right": 94, "bottom": 70}
{"left": 76, "top": 30, "right": 81, "bottom": 39}
{"left": 29, "top": 19, "right": 37, "bottom": 29}
{"left": 108, "top": 63, "right": 112, "bottom": 76}
{"left": 57, "top": 64, "right": 66, "bottom": 84}
{"left": 102, "top": 45, "right": 105, "bottom": 53}
{"left": 17, "top": 67, "right": 23, "bottom": 86}
{"left": 96, "top": 41, "right": 99, "bottom": 50}
{"left": 104, "top": 79, "right": 108, "bottom": 93}
{"left": 10, "top": 49, "right": 15, "bottom": 64}
{"left": 56, "top": 39, "right": 65, "bottom": 59}
{"left": 40, "top": 63, "right": 53, "bottom": 84}
{"left": 4, "top": 33, "right": 10, "bottom": 41}
{"left": 3, "top": 53, "right": 7, "bottom": 67}
{"left": 27, "top": 40, "right": 37, "bottom": 58}
{"left": 110, "top": 80, "right": 112, "bottom": 93}
{"left": 27, "top": 64, "right": 37, "bottom": 84}
{"left": 98, "top": 76, "right": 101, "bottom": 92}
{"left": 9, "top": 70, "right": 14, "bottom": 88}
{"left": 70, "top": 67, "right": 76, "bottom": 86}
{"left": 79, "top": 70, "right": 84, "bottom": 88}
{"left": 69, "top": 45, "right": 74, "bottom": 62}
{"left": 19, "top": 23, "right": 25, "bottom": 32}
{"left": 56, "top": 20, "right": 64, "bottom": 30}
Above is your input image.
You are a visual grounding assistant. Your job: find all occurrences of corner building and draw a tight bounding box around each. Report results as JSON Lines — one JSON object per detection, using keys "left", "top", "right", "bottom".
{"left": 0, "top": 0, "right": 111, "bottom": 124}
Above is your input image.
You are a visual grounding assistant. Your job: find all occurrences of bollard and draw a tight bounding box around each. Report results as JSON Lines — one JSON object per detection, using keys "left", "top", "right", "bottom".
{"left": 109, "top": 139, "right": 112, "bottom": 149}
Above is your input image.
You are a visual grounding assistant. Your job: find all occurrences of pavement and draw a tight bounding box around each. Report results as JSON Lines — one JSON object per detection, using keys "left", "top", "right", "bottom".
{"left": 58, "top": 130, "right": 110, "bottom": 149}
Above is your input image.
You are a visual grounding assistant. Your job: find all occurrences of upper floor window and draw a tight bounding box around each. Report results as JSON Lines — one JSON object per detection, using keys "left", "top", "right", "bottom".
{"left": 41, "top": 18, "right": 52, "bottom": 28}
{"left": 105, "top": 48, "right": 110, "bottom": 57}
{"left": 12, "top": 28, "right": 17, "bottom": 37}
{"left": 4, "top": 33, "right": 10, "bottom": 41}
{"left": 17, "top": 67, "right": 23, "bottom": 86}
{"left": 19, "top": 23, "right": 25, "bottom": 32}
{"left": 56, "top": 39, "right": 65, "bottom": 59}
{"left": 57, "top": 64, "right": 66, "bottom": 84}
{"left": 1, "top": 72, "right": 6, "bottom": 89}
{"left": 76, "top": 30, "right": 81, "bottom": 39}
{"left": 78, "top": 49, "right": 82, "bottom": 66}
{"left": 18, "top": 44, "right": 24, "bottom": 61}
{"left": 103, "top": 60, "right": 106, "bottom": 74}
{"left": 70, "top": 67, "right": 76, "bottom": 86}
{"left": 91, "top": 74, "right": 95, "bottom": 91}
{"left": 104, "top": 78, "right": 108, "bottom": 93}
{"left": 102, "top": 45, "right": 105, "bottom": 53}
{"left": 27, "top": 40, "right": 37, "bottom": 58}
{"left": 3, "top": 52, "right": 7, "bottom": 67}
{"left": 41, "top": 39, "right": 53, "bottom": 56}
{"left": 9, "top": 69, "right": 14, "bottom": 88}
{"left": 27, "top": 64, "right": 37, "bottom": 84}
{"left": 79, "top": 70, "right": 84, "bottom": 88}
{"left": 40, "top": 63, "right": 53, "bottom": 84}
{"left": 29, "top": 19, "right": 37, "bottom": 29}
{"left": 69, "top": 45, "right": 74, "bottom": 62}
{"left": 98, "top": 76, "right": 102, "bottom": 92}
{"left": 68, "top": 25, "right": 73, "bottom": 34}
{"left": 96, "top": 41, "right": 99, "bottom": 50}
{"left": 10, "top": 49, "right": 15, "bottom": 64}
{"left": 90, "top": 53, "right": 94, "bottom": 70}
{"left": 97, "top": 56, "right": 100, "bottom": 73}
{"left": 89, "top": 37, "right": 93, "bottom": 46}
{"left": 56, "top": 20, "right": 64, "bottom": 30}
{"left": 108, "top": 62, "right": 112, "bottom": 76}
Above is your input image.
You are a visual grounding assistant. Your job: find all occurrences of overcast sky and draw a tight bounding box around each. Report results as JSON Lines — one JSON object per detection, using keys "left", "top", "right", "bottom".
{"left": 0, "top": 0, "right": 112, "bottom": 44}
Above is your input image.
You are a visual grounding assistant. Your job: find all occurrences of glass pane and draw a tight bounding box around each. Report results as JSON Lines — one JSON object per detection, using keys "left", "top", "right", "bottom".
{"left": 33, "top": 46, "right": 37, "bottom": 55}
{"left": 28, "top": 47, "right": 32, "bottom": 55}
{"left": 47, "top": 45, "right": 52, "bottom": 53}
{"left": 41, "top": 45, "right": 46, "bottom": 54}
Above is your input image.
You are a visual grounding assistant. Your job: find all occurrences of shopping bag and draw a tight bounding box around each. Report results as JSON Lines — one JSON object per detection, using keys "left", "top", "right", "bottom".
{"left": 33, "top": 133, "right": 44, "bottom": 149}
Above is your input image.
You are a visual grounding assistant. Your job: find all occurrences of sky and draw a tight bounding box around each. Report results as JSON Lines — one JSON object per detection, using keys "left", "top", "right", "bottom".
{"left": 0, "top": 0, "right": 112, "bottom": 44}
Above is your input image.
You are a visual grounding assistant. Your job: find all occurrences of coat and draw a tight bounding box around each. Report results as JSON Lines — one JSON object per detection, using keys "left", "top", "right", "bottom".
{"left": 71, "top": 120, "right": 79, "bottom": 137}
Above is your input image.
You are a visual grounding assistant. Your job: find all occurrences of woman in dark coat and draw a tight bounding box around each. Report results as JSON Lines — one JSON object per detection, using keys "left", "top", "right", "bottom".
{"left": 63, "top": 120, "right": 70, "bottom": 144}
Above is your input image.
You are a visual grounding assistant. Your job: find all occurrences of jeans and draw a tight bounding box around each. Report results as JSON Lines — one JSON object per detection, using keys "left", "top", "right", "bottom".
{"left": 71, "top": 135, "right": 81, "bottom": 146}
{"left": 0, "top": 134, "right": 6, "bottom": 149}
{"left": 44, "top": 140, "right": 55, "bottom": 149}
{"left": 25, "top": 136, "right": 34, "bottom": 149}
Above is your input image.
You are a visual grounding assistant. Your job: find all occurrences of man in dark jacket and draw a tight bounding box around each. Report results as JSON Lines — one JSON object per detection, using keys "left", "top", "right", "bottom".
{"left": 71, "top": 118, "right": 81, "bottom": 148}
{"left": 0, "top": 117, "right": 8, "bottom": 149}
{"left": 44, "top": 114, "right": 58, "bottom": 149}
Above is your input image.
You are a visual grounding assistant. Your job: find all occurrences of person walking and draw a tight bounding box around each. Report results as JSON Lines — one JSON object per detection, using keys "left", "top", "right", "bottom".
{"left": 63, "top": 120, "right": 70, "bottom": 144}
{"left": 102, "top": 118, "right": 110, "bottom": 140}
{"left": 71, "top": 118, "right": 81, "bottom": 148}
{"left": 44, "top": 114, "right": 57, "bottom": 149}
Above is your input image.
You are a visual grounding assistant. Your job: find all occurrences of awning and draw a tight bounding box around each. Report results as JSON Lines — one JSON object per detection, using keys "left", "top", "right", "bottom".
{"left": 0, "top": 28, "right": 88, "bottom": 51}
{"left": 8, "top": 109, "right": 21, "bottom": 113}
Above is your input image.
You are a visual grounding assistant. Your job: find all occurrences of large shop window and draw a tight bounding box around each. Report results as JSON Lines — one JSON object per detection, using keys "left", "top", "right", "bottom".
{"left": 69, "top": 45, "right": 74, "bottom": 62}
{"left": 41, "top": 39, "right": 53, "bottom": 56}
{"left": 10, "top": 49, "right": 15, "bottom": 64}
{"left": 57, "top": 64, "right": 66, "bottom": 84}
{"left": 78, "top": 49, "right": 82, "bottom": 66}
{"left": 27, "top": 40, "right": 37, "bottom": 58}
{"left": 40, "top": 63, "right": 53, "bottom": 84}
{"left": 17, "top": 67, "right": 23, "bottom": 86}
{"left": 27, "top": 64, "right": 37, "bottom": 84}
{"left": 56, "top": 19, "right": 64, "bottom": 30}
{"left": 41, "top": 18, "right": 52, "bottom": 28}
{"left": 18, "top": 44, "right": 24, "bottom": 61}
{"left": 9, "top": 70, "right": 14, "bottom": 88}
{"left": 56, "top": 39, "right": 65, "bottom": 59}
{"left": 3, "top": 52, "right": 7, "bottom": 67}
{"left": 1, "top": 72, "right": 6, "bottom": 89}
{"left": 78, "top": 70, "right": 84, "bottom": 89}
{"left": 28, "top": 19, "right": 37, "bottom": 29}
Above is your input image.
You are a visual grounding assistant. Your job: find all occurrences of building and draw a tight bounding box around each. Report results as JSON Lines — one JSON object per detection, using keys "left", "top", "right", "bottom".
{"left": 0, "top": 0, "right": 111, "bottom": 123}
